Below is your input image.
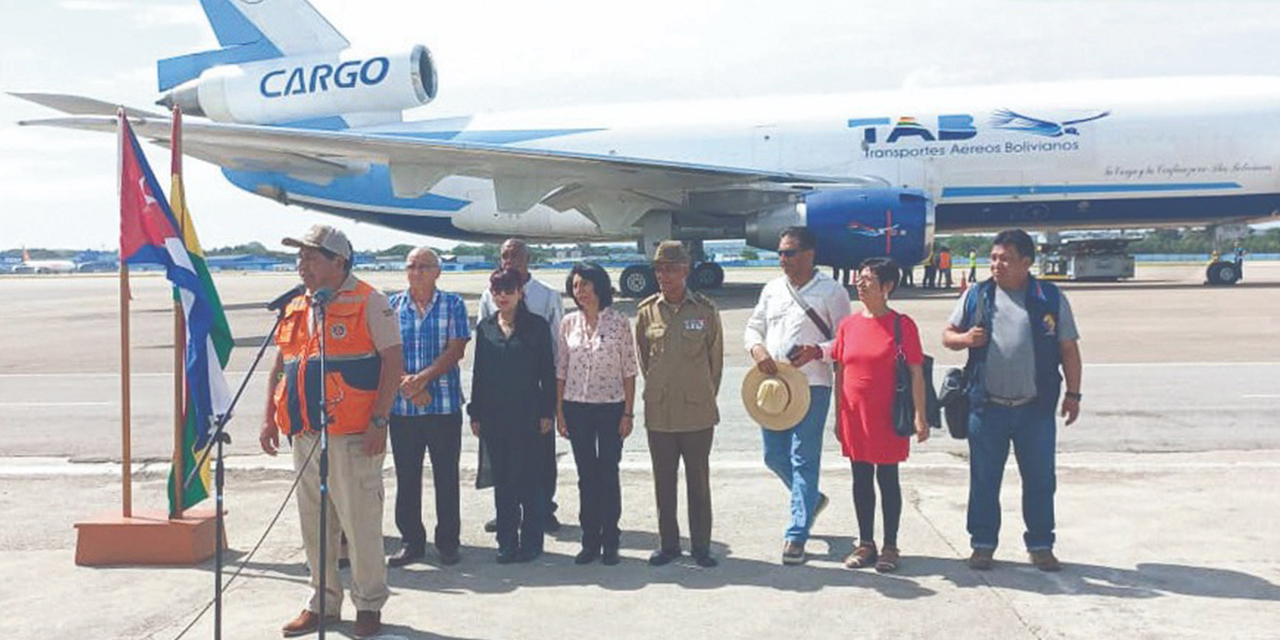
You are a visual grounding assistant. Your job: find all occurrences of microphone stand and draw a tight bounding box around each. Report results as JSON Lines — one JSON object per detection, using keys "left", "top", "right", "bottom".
{"left": 184, "top": 301, "right": 291, "bottom": 640}
{"left": 314, "top": 294, "right": 332, "bottom": 640}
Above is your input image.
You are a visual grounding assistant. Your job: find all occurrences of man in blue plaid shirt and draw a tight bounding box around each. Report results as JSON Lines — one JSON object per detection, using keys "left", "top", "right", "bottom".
{"left": 387, "top": 247, "right": 471, "bottom": 568}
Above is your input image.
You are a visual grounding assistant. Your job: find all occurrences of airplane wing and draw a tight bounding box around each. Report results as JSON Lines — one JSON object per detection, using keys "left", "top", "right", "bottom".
{"left": 10, "top": 92, "right": 163, "bottom": 118}
{"left": 20, "top": 110, "right": 883, "bottom": 232}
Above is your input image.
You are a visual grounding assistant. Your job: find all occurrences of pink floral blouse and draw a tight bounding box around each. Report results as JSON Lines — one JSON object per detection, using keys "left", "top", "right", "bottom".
{"left": 557, "top": 307, "right": 639, "bottom": 404}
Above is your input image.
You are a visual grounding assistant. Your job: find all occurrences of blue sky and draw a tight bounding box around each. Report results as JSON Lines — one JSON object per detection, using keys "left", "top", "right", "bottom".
{"left": 3, "top": 0, "right": 1280, "bottom": 250}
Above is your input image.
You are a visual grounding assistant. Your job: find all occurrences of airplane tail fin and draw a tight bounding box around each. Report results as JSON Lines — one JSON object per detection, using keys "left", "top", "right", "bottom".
{"left": 158, "top": 0, "right": 349, "bottom": 92}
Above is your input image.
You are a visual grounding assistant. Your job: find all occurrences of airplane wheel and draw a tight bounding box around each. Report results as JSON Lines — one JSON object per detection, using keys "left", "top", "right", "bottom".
{"left": 620, "top": 265, "right": 658, "bottom": 298}
{"left": 690, "top": 262, "right": 724, "bottom": 290}
{"left": 1205, "top": 261, "right": 1240, "bottom": 286}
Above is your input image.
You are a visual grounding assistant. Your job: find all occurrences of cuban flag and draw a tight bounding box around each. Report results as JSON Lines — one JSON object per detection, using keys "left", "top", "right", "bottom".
{"left": 119, "top": 113, "right": 233, "bottom": 509}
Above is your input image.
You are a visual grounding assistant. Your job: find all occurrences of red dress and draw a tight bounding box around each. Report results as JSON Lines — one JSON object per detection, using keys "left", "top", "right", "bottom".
{"left": 833, "top": 311, "right": 924, "bottom": 464}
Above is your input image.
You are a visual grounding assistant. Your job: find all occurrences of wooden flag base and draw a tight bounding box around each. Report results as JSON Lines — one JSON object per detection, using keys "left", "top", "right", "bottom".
{"left": 74, "top": 510, "right": 225, "bottom": 566}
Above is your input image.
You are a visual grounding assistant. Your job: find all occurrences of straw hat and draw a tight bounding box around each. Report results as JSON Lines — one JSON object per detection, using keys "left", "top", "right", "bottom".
{"left": 741, "top": 363, "right": 811, "bottom": 431}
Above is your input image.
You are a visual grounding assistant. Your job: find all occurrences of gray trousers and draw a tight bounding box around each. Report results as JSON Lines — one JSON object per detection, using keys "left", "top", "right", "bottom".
{"left": 646, "top": 427, "right": 715, "bottom": 553}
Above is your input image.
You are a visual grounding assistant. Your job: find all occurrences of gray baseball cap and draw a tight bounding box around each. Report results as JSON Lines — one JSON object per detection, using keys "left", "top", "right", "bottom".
{"left": 282, "top": 224, "right": 352, "bottom": 260}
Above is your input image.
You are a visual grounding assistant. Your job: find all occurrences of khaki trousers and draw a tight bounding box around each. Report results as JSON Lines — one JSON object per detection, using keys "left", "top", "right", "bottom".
{"left": 646, "top": 427, "right": 715, "bottom": 553}
{"left": 292, "top": 431, "right": 389, "bottom": 615}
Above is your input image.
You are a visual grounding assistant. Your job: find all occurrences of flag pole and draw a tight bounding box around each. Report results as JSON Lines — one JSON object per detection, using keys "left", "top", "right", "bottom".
{"left": 170, "top": 106, "right": 187, "bottom": 520}
{"left": 117, "top": 108, "right": 132, "bottom": 519}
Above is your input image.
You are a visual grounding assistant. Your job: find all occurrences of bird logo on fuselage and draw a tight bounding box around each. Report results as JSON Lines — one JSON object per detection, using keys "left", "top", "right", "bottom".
{"left": 990, "top": 109, "right": 1111, "bottom": 137}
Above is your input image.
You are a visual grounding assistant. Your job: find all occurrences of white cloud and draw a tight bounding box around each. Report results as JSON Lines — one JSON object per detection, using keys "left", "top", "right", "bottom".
{"left": 133, "top": 4, "right": 207, "bottom": 28}
{"left": 58, "top": 1, "right": 133, "bottom": 11}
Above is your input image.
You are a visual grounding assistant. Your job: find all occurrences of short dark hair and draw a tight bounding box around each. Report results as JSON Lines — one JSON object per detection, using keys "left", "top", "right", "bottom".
{"left": 566, "top": 261, "right": 613, "bottom": 309}
{"left": 779, "top": 226, "right": 816, "bottom": 251}
{"left": 489, "top": 267, "right": 523, "bottom": 293}
{"left": 992, "top": 229, "right": 1036, "bottom": 261}
{"left": 858, "top": 257, "right": 900, "bottom": 294}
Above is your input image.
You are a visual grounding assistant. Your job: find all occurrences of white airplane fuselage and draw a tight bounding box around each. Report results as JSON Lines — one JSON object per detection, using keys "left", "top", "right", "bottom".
{"left": 222, "top": 76, "right": 1280, "bottom": 244}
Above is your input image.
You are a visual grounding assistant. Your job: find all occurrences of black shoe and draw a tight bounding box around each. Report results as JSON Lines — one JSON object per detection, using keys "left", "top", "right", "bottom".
{"left": 518, "top": 548, "right": 543, "bottom": 563}
{"left": 438, "top": 547, "right": 461, "bottom": 566}
{"left": 484, "top": 518, "right": 498, "bottom": 533}
{"left": 387, "top": 545, "right": 425, "bottom": 568}
{"left": 574, "top": 548, "right": 599, "bottom": 565}
{"left": 601, "top": 547, "right": 620, "bottom": 566}
{"left": 545, "top": 514, "right": 561, "bottom": 533}
{"left": 692, "top": 549, "right": 718, "bottom": 568}
{"left": 496, "top": 549, "right": 519, "bottom": 564}
{"left": 648, "top": 548, "right": 681, "bottom": 566}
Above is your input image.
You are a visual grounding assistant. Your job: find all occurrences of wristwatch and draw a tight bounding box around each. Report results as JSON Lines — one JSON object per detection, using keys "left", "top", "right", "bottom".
{"left": 371, "top": 415, "right": 390, "bottom": 428}
{"left": 1064, "top": 391, "right": 1082, "bottom": 401}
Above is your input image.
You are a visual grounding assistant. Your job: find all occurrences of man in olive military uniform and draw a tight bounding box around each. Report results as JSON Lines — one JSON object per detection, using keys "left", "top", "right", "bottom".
{"left": 635, "top": 241, "right": 724, "bottom": 568}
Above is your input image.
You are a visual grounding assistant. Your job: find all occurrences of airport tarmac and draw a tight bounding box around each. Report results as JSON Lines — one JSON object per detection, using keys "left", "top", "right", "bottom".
{"left": 1, "top": 262, "right": 1279, "bottom": 639}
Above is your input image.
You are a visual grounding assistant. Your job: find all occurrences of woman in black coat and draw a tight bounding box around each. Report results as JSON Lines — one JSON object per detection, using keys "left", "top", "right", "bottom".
{"left": 468, "top": 268, "right": 557, "bottom": 563}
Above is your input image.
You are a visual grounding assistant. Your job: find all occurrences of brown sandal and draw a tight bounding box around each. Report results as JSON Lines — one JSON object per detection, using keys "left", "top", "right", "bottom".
{"left": 875, "top": 546, "right": 900, "bottom": 573}
{"left": 844, "top": 542, "right": 878, "bottom": 569}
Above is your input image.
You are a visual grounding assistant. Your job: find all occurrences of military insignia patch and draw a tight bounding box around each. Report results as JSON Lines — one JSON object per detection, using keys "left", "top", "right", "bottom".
{"left": 330, "top": 322, "right": 348, "bottom": 340}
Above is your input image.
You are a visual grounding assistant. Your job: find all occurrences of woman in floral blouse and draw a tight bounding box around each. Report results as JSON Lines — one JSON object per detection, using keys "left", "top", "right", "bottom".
{"left": 556, "top": 262, "right": 639, "bottom": 566}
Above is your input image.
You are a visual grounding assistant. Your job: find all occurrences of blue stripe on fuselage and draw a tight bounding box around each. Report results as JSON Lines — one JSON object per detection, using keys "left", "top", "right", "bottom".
{"left": 936, "top": 192, "right": 1280, "bottom": 230}
{"left": 941, "top": 182, "right": 1242, "bottom": 198}
{"left": 293, "top": 201, "right": 497, "bottom": 242}
{"left": 222, "top": 164, "right": 470, "bottom": 213}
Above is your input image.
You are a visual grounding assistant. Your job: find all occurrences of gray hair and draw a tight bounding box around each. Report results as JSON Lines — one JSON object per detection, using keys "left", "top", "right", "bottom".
{"left": 407, "top": 246, "right": 440, "bottom": 265}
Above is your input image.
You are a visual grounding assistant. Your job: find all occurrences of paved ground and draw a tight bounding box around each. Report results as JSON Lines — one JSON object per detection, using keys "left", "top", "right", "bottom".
{"left": 1, "top": 263, "right": 1278, "bottom": 639}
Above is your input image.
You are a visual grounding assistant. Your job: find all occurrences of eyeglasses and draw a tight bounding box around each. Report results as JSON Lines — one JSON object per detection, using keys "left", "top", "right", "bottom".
{"left": 777, "top": 249, "right": 807, "bottom": 258}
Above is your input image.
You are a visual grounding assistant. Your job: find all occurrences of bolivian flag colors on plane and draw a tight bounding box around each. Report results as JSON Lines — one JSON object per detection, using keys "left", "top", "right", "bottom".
{"left": 119, "top": 113, "right": 233, "bottom": 513}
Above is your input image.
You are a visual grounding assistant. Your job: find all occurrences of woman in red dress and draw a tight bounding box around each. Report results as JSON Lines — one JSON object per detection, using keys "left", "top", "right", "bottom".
{"left": 831, "top": 258, "right": 930, "bottom": 572}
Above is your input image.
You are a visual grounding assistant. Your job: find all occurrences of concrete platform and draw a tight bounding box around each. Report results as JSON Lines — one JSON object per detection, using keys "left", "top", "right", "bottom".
{"left": 1, "top": 263, "right": 1278, "bottom": 639}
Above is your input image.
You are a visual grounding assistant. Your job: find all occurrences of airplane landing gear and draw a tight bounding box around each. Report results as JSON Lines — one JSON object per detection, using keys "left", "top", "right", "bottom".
{"left": 690, "top": 261, "right": 724, "bottom": 290}
{"left": 620, "top": 265, "right": 658, "bottom": 298}
{"left": 1205, "top": 260, "right": 1241, "bottom": 286}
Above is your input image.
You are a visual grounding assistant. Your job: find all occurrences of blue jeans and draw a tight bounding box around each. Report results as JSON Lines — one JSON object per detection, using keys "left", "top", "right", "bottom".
{"left": 761, "top": 385, "right": 831, "bottom": 544}
{"left": 966, "top": 401, "right": 1057, "bottom": 552}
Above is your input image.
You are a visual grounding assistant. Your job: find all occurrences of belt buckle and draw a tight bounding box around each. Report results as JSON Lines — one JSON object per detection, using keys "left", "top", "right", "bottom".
{"left": 989, "top": 395, "right": 1031, "bottom": 407}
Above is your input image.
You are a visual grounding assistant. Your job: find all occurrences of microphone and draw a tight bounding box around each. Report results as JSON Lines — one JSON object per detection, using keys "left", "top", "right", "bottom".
{"left": 266, "top": 284, "right": 306, "bottom": 312}
{"left": 312, "top": 287, "right": 336, "bottom": 308}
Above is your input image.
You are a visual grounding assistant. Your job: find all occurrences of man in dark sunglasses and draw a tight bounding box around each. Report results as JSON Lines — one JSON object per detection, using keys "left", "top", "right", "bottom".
{"left": 744, "top": 226, "right": 852, "bottom": 565}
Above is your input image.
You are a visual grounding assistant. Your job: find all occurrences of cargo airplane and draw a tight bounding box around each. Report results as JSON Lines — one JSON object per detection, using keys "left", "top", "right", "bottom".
{"left": 14, "top": 0, "right": 1280, "bottom": 293}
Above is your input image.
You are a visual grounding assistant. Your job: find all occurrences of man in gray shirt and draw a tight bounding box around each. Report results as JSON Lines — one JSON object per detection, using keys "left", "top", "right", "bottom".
{"left": 943, "top": 229, "right": 1082, "bottom": 573}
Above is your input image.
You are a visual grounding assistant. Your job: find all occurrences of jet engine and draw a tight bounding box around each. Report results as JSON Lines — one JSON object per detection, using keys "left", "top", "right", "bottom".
{"left": 746, "top": 188, "right": 933, "bottom": 269}
{"left": 159, "top": 45, "right": 437, "bottom": 125}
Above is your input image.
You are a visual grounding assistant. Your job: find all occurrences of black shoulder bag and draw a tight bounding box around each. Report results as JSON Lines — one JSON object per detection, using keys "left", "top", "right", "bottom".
{"left": 938, "top": 287, "right": 988, "bottom": 439}
{"left": 892, "top": 313, "right": 940, "bottom": 438}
